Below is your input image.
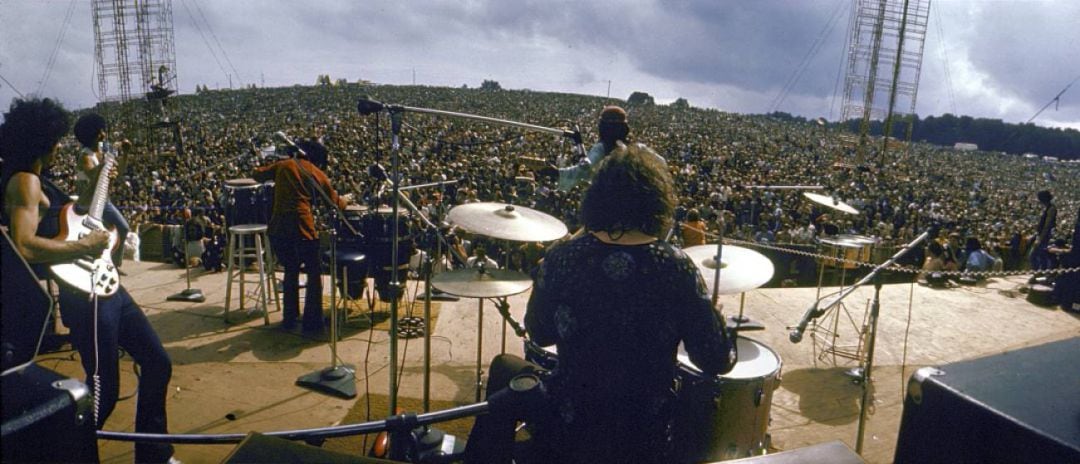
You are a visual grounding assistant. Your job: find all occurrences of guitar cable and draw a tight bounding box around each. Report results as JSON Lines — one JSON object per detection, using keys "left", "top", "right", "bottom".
{"left": 89, "top": 268, "right": 102, "bottom": 428}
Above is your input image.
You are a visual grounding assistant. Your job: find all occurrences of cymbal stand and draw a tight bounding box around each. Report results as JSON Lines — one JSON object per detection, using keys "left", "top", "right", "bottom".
{"left": 362, "top": 98, "right": 585, "bottom": 418}
{"left": 392, "top": 189, "right": 469, "bottom": 412}
{"left": 811, "top": 244, "right": 862, "bottom": 367}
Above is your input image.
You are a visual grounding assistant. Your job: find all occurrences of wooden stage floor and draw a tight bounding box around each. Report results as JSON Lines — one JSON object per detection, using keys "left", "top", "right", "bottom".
{"left": 33, "top": 259, "right": 1079, "bottom": 463}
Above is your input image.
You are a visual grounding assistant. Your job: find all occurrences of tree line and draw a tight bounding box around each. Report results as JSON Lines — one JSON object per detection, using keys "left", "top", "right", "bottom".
{"left": 768, "top": 111, "right": 1080, "bottom": 160}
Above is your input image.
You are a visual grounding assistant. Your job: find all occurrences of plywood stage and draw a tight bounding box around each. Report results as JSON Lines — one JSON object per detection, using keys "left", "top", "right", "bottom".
{"left": 32, "top": 260, "right": 1079, "bottom": 463}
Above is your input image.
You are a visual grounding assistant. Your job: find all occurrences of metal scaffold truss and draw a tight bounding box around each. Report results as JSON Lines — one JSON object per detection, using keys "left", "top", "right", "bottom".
{"left": 839, "top": 0, "right": 930, "bottom": 162}
{"left": 93, "top": 0, "right": 178, "bottom": 104}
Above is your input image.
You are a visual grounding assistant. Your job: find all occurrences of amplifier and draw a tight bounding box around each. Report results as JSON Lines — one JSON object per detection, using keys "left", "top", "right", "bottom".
{"left": 2, "top": 363, "right": 99, "bottom": 463}
{"left": 894, "top": 337, "right": 1080, "bottom": 463}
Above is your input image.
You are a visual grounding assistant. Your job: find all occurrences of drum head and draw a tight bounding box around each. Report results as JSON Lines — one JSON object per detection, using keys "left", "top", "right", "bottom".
{"left": 679, "top": 337, "right": 779, "bottom": 380}
{"left": 225, "top": 178, "right": 259, "bottom": 188}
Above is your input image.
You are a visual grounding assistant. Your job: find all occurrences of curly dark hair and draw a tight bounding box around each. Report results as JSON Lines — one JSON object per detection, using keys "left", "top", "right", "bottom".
{"left": 0, "top": 98, "right": 71, "bottom": 173}
{"left": 73, "top": 113, "right": 108, "bottom": 149}
{"left": 580, "top": 142, "right": 673, "bottom": 237}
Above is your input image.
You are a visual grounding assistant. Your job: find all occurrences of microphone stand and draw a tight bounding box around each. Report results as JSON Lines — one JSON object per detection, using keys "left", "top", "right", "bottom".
{"left": 806, "top": 229, "right": 930, "bottom": 456}
{"left": 289, "top": 153, "right": 362, "bottom": 400}
{"left": 166, "top": 217, "right": 205, "bottom": 302}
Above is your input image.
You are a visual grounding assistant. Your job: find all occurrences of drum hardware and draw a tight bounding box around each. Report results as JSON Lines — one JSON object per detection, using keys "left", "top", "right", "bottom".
{"left": 433, "top": 264, "right": 533, "bottom": 402}
{"left": 809, "top": 236, "right": 872, "bottom": 367}
{"left": 794, "top": 230, "right": 930, "bottom": 455}
{"left": 358, "top": 98, "right": 583, "bottom": 437}
{"left": 683, "top": 236, "right": 775, "bottom": 331}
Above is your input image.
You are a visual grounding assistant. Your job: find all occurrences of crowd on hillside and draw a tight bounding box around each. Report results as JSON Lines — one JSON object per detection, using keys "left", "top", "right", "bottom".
{"left": 43, "top": 84, "right": 1079, "bottom": 273}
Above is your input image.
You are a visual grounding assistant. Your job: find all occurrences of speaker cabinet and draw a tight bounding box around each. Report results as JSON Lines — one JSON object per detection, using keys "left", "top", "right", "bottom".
{"left": 2, "top": 363, "right": 99, "bottom": 463}
{"left": 894, "top": 337, "right": 1080, "bottom": 464}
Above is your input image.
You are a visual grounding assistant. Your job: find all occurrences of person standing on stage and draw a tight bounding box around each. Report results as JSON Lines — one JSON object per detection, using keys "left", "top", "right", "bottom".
{"left": 1, "top": 98, "right": 176, "bottom": 463}
{"left": 73, "top": 113, "right": 132, "bottom": 270}
{"left": 253, "top": 137, "right": 347, "bottom": 336}
{"left": 1030, "top": 190, "right": 1057, "bottom": 272}
{"left": 466, "top": 142, "right": 736, "bottom": 464}
{"left": 535, "top": 105, "right": 664, "bottom": 192}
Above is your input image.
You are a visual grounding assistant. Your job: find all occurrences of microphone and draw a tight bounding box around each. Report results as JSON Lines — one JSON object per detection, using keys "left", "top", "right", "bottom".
{"left": 357, "top": 96, "right": 385, "bottom": 115}
{"left": 789, "top": 299, "right": 823, "bottom": 343}
{"left": 273, "top": 131, "right": 306, "bottom": 157}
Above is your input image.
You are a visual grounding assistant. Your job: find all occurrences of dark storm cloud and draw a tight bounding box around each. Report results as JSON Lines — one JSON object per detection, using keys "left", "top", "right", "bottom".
{"left": 3, "top": 0, "right": 1077, "bottom": 128}
{"left": 962, "top": 1, "right": 1080, "bottom": 116}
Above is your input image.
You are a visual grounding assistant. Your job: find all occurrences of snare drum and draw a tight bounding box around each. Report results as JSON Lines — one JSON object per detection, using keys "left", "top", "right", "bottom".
{"left": 673, "top": 337, "right": 782, "bottom": 462}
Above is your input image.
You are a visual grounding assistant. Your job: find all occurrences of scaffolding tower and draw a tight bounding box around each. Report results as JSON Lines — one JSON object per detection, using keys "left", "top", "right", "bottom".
{"left": 92, "top": 0, "right": 178, "bottom": 104}
{"left": 839, "top": 0, "right": 930, "bottom": 163}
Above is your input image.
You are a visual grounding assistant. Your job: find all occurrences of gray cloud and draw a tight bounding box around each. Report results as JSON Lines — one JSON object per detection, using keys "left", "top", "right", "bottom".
{"left": 2, "top": 0, "right": 1076, "bottom": 129}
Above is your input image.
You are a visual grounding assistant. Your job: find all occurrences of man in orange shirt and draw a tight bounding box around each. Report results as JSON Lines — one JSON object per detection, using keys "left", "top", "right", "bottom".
{"left": 253, "top": 138, "right": 348, "bottom": 335}
{"left": 681, "top": 208, "right": 708, "bottom": 247}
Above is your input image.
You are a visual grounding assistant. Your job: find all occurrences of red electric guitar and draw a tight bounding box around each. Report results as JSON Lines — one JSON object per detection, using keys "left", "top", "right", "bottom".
{"left": 50, "top": 149, "right": 121, "bottom": 297}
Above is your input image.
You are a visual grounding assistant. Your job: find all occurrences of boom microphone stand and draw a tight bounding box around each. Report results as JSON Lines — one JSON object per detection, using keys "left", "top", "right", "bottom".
{"left": 358, "top": 96, "right": 584, "bottom": 419}
{"left": 792, "top": 229, "right": 929, "bottom": 455}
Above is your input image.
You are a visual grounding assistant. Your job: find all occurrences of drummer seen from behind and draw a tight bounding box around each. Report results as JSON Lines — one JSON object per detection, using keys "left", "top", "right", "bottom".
{"left": 252, "top": 137, "right": 348, "bottom": 336}
{"left": 465, "top": 142, "right": 736, "bottom": 464}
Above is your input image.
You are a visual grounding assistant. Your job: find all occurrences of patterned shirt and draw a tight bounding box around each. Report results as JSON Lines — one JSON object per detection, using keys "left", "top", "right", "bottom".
{"left": 525, "top": 233, "right": 736, "bottom": 463}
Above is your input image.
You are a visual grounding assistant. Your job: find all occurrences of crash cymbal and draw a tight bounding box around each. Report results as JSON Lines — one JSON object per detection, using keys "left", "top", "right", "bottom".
{"left": 803, "top": 192, "right": 859, "bottom": 215}
{"left": 432, "top": 267, "right": 533, "bottom": 298}
{"left": 448, "top": 202, "right": 568, "bottom": 242}
{"left": 683, "top": 244, "right": 775, "bottom": 295}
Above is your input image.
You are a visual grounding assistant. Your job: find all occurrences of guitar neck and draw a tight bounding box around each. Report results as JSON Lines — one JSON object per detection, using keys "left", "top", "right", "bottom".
{"left": 88, "top": 152, "right": 116, "bottom": 222}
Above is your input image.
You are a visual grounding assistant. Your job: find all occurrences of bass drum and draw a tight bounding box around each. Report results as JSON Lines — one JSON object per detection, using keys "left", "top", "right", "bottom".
{"left": 673, "top": 336, "right": 782, "bottom": 462}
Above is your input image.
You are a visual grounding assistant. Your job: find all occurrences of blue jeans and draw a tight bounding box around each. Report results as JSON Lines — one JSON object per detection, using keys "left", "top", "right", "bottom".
{"left": 58, "top": 286, "right": 173, "bottom": 463}
{"left": 270, "top": 235, "right": 324, "bottom": 332}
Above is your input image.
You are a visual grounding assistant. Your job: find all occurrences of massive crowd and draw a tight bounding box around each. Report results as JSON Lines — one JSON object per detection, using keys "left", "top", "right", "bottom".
{"left": 43, "top": 83, "right": 1080, "bottom": 274}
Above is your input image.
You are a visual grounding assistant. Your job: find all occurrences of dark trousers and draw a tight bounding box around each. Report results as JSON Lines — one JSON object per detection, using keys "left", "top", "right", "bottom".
{"left": 103, "top": 201, "right": 129, "bottom": 267}
{"left": 58, "top": 286, "right": 173, "bottom": 463}
{"left": 464, "top": 354, "right": 553, "bottom": 464}
{"left": 1030, "top": 243, "right": 1056, "bottom": 271}
{"left": 270, "top": 235, "right": 323, "bottom": 332}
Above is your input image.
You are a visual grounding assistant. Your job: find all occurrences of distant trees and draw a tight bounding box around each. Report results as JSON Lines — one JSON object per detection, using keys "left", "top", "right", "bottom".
{"left": 480, "top": 80, "right": 502, "bottom": 91}
{"left": 841, "top": 114, "right": 1080, "bottom": 160}
{"left": 671, "top": 98, "right": 690, "bottom": 109}
{"left": 628, "top": 91, "right": 655, "bottom": 106}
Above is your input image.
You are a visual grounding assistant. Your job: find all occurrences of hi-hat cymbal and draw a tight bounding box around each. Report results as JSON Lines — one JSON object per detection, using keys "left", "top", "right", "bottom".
{"left": 432, "top": 267, "right": 533, "bottom": 298}
{"left": 448, "top": 202, "right": 568, "bottom": 242}
{"left": 818, "top": 236, "right": 865, "bottom": 249}
{"left": 834, "top": 234, "right": 876, "bottom": 245}
{"left": 803, "top": 192, "right": 859, "bottom": 215}
{"left": 683, "top": 244, "right": 775, "bottom": 295}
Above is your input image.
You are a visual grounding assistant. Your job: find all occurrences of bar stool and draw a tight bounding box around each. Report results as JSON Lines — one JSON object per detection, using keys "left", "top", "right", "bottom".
{"left": 224, "top": 224, "right": 280, "bottom": 324}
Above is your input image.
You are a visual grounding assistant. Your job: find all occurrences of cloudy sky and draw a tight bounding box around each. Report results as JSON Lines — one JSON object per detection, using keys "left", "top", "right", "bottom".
{"left": 2, "top": 0, "right": 1078, "bottom": 129}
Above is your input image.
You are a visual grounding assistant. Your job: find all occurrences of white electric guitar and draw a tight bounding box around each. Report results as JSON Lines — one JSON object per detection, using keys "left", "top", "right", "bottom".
{"left": 50, "top": 148, "right": 121, "bottom": 297}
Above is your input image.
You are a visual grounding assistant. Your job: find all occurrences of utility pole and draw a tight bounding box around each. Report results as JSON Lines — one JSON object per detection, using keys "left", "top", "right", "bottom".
{"left": 412, "top": 68, "right": 416, "bottom": 85}
{"left": 607, "top": 80, "right": 612, "bottom": 99}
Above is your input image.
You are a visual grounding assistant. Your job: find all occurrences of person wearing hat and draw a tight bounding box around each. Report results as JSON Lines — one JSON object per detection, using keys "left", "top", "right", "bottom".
{"left": 252, "top": 137, "right": 348, "bottom": 336}
{"left": 539, "top": 105, "right": 664, "bottom": 191}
